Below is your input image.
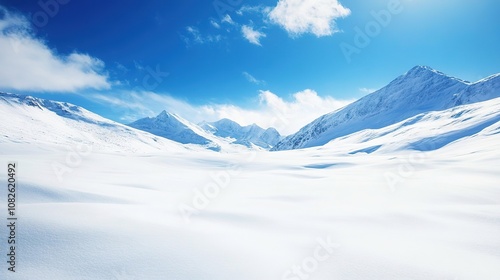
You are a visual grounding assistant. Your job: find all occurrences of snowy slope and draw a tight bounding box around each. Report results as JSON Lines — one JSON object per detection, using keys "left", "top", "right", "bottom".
{"left": 200, "top": 118, "right": 282, "bottom": 149}
{"left": 450, "top": 73, "right": 500, "bottom": 106}
{"left": 273, "top": 66, "right": 500, "bottom": 151}
{"left": 2, "top": 116, "right": 500, "bottom": 280}
{"left": 319, "top": 97, "right": 500, "bottom": 155}
{"left": 0, "top": 92, "right": 188, "bottom": 153}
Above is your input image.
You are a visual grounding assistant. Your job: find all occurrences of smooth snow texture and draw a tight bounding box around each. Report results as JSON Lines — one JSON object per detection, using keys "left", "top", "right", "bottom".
{"left": 1, "top": 89, "right": 500, "bottom": 279}
{"left": 1, "top": 129, "right": 500, "bottom": 280}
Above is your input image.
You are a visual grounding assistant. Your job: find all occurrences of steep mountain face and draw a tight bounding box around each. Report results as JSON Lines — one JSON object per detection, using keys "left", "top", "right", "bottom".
{"left": 200, "top": 118, "right": 282, "bottom": 149}
{"left": 272, "top": 66, "right": 500, "bottom": 151}
{"left": 450, "top": 73, "right": 500, "bottom": 106}
{"left": 0, "top": 92, "right": 186, "bottom": 152}
{"left": 129, "top": 111, "right": 216, "bottom": 147}
{"left": 323, "top": 97, "right": 500, "bottom": 155}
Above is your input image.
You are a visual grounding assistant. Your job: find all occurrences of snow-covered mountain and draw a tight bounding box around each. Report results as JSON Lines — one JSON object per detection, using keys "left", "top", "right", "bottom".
{"left": 272, "top": 66, "right": 500, "bottom": 151}
{"left": 321, "top": 97, "right": 500, "bottom": 155}
{"left": 128, "top": 110, "right": 219, "bottom": 149}
{"left": 128, "top": 111, "right": 282, "bottom": 150}
{"left": 0, "top": 93, "right": 271, "bottom": 153}
{"left": 0, "top": 92, "right": 187, "bottom": 152}
{"left": 200, "top": 118, "right": 282, "bottom": 149}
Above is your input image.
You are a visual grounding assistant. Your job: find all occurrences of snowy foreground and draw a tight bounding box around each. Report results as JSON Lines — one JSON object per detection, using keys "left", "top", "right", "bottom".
{"left": 1, "top": 91, "right": 500, "bottom": 279}
{"left": 1, "top": 130, "right": 500, "bottom": 279}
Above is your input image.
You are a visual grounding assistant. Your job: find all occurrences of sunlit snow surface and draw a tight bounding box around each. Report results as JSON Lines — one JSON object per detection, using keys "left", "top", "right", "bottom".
{"left": 1, "top": 95, "right": 500, "bottom": 279}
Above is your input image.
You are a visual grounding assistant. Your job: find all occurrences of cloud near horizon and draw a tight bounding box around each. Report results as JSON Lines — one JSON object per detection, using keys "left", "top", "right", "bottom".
{"left": 0, "top": 6, "right": 111, "bottom": 93}
{"left": 359, "top": 87, "right": 376, "bottom": 94}
{"left": 91, "top": 89, "right": 354, "bottom": 135}
{"left": 243, "top": 72, "right": 265, "bottom": 85}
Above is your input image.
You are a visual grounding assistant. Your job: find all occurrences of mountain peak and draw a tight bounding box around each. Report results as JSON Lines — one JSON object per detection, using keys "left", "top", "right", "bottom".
{"left": 214, "top": 118, "right": 239, "bottom": 125}
{"left": 203, "top": 118, "right": 282, "bottom": 149}
{"left": 409, "top": 65, "right": 435, "bottom": 72}
{"left": 129, "top": 111, "right": 214, "bottom": 146}
{"left": 405, "top": 65, "right": 442, "bottom": 78}
{"left": 157, "top": 110, "right": 173, "bottom": 118}
{"left": 402, "top": 65, "right": 470, "bottom": 84}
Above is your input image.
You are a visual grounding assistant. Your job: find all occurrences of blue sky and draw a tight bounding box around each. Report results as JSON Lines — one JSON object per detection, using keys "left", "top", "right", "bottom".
{"left": 0, "top": 0, "right": 499, "bottom": 134}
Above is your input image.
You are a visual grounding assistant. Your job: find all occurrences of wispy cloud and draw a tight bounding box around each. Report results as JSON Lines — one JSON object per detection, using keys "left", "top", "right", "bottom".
{"left": 0, "top": 6, "right": 111, "bottom": 92}
{"left": 210, "top": 19, "right": 221, "bottom": 29}
{"left": 268, "top": 0, "right": 351, "bottom": 37}
{"left": 186, "top": 26, "right": 204, "bottom": 43}
{"left": 243, "top": 72, "right": 265, "bottom": 85}
{"left": 115, "top": 63, "right": 129, "bottom": 73}
{"left": 91, "top": 89, "right": 354, "bottom": 135}
{"left": 221, "top": 14, "right": 235, "bottom": 25}
{"left": 183, "top": 26, "right": 222, "bottom": 45}
{"left": 237, "top": 5, "right": 271, "bottom": 16}
{"left": 359, "top": 87, "right": 376, "bottom": 94}
{"left": 241, "top": 25, "right": 266, "bottom": 46}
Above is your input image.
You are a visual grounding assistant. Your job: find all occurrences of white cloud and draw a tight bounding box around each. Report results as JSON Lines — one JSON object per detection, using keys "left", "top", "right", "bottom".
{"left": 241, "top": 25, "right": 266, "bottom": 46}
{"left": 210, "top": 19, "right": 221, "bottom": 29}
{"left": 243, "top": 72, "right": 265, "bottom": 85}
{"left": 91, "top": 89, "right": 354, "bottom": 135}
{"left": 359, "top": 87, "right": 376, "bottom": 94}
{"left": 268, "top": 0, "right": 351, "bottom": 37}
{"left": 184, "top": 26, "right": 222, "bottom": 45}
{"left": 0, "top": 6, "right": 110, "bottom": 92}
{"left": 237, "top": 5, "right": 272, "bottom": 16}
{"left": 221, "top": 14, "right": 235, "bottom": 25}
{"left": 186, "top": 26, "right": 204, "bottom": 43}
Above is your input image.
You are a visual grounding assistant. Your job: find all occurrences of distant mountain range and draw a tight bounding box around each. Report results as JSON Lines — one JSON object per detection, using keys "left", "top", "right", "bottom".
{"left": 200, "top": 118, "right": 282, "bottom": 149}
{"left": 128, "top": 111, "right": 282, "bottom": 150}
{"left": 1, "top": 66, "right": 499, "bottom": 154}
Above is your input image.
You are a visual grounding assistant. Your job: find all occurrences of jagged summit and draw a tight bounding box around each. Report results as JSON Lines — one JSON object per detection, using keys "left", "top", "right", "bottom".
{"left": 156, "top": 110, "right": 183, "bottom": 120}
{"left": 390, "top": 65, "right": 470, "bottom": 87}
{"left": 406, "top": 65, "right": 442, "bottom": 76}
{"left": 128, "top": 112, "right": 281, "bottom": 150}
{"left": 157, "top": 110, "right": 170, "bottom": 117}
{"left": 200, "top": 118, "right": 282, "bottom": 149}
{"left": 406, "top": 65, "right": 439, "bottom": 75}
